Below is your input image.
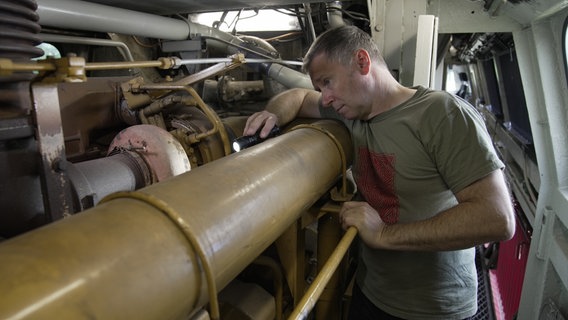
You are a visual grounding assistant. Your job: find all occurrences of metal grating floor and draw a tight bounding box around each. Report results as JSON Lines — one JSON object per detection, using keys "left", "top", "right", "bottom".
{"left": 472, "top": 246, "right": 496, "bottom": 320}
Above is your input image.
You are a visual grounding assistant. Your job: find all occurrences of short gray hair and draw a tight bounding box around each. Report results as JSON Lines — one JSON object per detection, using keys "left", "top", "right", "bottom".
{"left": 303, "top": 25, "right": 384, "bottom": 73}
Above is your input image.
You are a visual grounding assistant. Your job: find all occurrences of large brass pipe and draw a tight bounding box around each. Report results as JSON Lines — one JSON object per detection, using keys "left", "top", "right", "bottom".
{"left": 0, "top": 120, "right": 352, "bottom": 320}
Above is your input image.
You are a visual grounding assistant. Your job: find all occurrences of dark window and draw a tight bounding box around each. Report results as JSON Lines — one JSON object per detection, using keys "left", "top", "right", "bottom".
{"left": 499, "top": 49, "right": 532, "bottom": 144}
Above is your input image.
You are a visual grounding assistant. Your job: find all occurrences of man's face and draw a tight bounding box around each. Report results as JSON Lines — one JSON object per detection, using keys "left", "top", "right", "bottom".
{"left": 308, "top": 52, "right": 370, "bottom": 120}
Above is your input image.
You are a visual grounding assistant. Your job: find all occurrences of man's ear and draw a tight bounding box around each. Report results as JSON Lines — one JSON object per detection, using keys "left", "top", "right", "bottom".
{"left": 355, "top": 49, "right": 371, "bottom": 75}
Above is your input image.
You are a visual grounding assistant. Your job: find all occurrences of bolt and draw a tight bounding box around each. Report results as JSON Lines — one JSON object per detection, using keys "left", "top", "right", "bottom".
{"left": 52, "top": 158, "right": 67, "bottom": 172}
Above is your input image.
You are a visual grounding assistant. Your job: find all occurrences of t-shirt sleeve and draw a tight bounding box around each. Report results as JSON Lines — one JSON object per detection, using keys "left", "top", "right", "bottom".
{"left": 424, "top": 99, "right": 504, "bottom": 194}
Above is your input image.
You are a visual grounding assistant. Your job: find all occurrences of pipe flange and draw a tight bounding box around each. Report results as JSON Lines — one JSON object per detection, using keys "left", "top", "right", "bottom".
{"left": 108, "top": 124, "right": 191, "bottom": 182}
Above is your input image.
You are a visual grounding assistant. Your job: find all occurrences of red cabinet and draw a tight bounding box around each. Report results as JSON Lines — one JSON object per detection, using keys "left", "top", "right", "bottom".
{"left": 489, "top": 207, "right": 532, "bottom": 320}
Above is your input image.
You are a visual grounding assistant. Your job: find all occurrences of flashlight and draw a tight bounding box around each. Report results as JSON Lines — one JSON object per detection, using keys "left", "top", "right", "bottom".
{"left": 232, "top": 126, "right": 280, "bottom": 152}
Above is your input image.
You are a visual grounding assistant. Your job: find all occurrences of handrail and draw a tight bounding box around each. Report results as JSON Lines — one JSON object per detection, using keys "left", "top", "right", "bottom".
{"left": 288, "top": 226, "right": 357, "bottom": 320}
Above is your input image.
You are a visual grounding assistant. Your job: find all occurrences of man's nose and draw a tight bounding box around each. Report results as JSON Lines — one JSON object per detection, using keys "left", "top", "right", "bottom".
{"left": 321, "top": 90, "right": 334, "bottom": 106}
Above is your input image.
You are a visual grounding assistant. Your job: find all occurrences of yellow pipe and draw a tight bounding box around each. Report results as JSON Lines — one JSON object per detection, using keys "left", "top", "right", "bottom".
{"left": 0, "top": 120, "right": 352, "bottom": 320}
{"left": 291, "top": 124, "right": 350, "bottom": 200}
{"left": 0, "top": 58, "right": 173, "bottom": 73}
{"left": 85, "top": 60, "right": 164, "bottom": 70}
{"left": 288, "top": 226, "right": 358, "bottom": 320}
{"left": 315, "top": 212, "right": 343, "bottom": 320}
{"left": 100, "top": 191, "right": 222, "bottom": 320}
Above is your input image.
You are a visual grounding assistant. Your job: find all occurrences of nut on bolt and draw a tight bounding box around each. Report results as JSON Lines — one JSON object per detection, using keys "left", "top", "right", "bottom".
{"left": 52, "top": 158, "right": 68, "bottom": 172}
{"left": 158, "top": 57, "right": 181, "bottom": 69}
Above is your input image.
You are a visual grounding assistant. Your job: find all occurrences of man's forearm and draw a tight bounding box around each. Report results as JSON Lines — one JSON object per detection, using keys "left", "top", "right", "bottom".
{"left": 264, "top": 88, "right": 321, "bottom": 126}
{"left": 376, "top": 170, "right": 515, "bottom": 251}
{"left": 378, "top": 202, "right": 512, "bottom": 251}
{"left": 264, "top": 93, "right": 304, "bottom": 126}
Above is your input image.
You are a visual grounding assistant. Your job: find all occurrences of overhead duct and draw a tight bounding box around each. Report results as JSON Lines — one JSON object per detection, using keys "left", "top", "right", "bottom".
{"left": 0, "top": 120, "right": 352, "bottom": 320}
{"left": 36, "top": 0, "right": 190, "bottom": 40}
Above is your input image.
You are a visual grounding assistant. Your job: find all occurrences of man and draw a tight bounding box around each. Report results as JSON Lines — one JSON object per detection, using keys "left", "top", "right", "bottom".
{"left": 244, "top": 25, "right": 515, "bottom": 319}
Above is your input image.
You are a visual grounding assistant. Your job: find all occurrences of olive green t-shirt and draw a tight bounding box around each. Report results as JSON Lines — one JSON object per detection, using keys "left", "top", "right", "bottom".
{"left": 320, "top": 86, "right": 504, "bottom": 319}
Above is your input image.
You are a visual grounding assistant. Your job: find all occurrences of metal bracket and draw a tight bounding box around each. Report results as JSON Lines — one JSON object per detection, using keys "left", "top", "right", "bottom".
{"left": 32, "top": 83, "right": 75, "bottom": 220}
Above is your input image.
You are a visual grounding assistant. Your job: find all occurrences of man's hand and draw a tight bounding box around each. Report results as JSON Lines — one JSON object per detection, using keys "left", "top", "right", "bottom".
{"left": 243, "top": 111, "right": 279, "bottom": 138}
{"left": 243, "top": 88, "right": 322, "bottom": 138}
{"left": 339, "top": 201, "right": 387, "bottom": 249}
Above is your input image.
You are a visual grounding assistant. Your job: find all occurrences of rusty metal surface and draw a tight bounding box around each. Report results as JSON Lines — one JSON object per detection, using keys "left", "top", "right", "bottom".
{"left": 32, "top": 83, "right": 74, "bottom": 220}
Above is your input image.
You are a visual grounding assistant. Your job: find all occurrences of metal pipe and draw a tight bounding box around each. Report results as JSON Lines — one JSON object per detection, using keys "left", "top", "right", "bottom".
{"left": 170, "top": 55, "right": 245, "bottom": 87}
{"left": 68, "top": 152, "right": 151, "bottom": 210}
{"left": 267, "top": 64, "right": 314, "bottom": 89}
{"left": 2, "top": 56, "right": 239, "bottom": 74}
{"left": 0, "top": 120, "right": 352, "bottom": 320}
{"left": 326, "top": 2, "right": 346, "bottom": 29}
{"left": 36, "top": 0, "right": 247, "bottom": 48}
{"left": 36, "top": 0, "right": 190, "bottom": 40}
{"left": 39, "top": 33, "right": 134, "bottom": 61}
{"left": 315, "top": 212, "right": 343, "bottom": 319}
{"left": 178, "top": 58, "right": 303, "bottom": 67}
{"left": 0, "top": 58, "right": 175, "bottom": 75}
{"left": 288, "top": 227, "right": 358, "bottom": 320}
{"left": 85, "top": 60, "right": 164, "bottom": 70}
{"left": 1, "top": 57, "right": 308, "bottom": 88}
{"left": 303, "top": 3, "right": 317, "bottom": 46}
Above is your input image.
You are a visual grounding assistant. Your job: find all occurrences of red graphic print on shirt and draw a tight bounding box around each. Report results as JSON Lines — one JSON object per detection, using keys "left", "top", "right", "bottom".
{"left": 355, "top": 147, "right": 399, "bottom": 224}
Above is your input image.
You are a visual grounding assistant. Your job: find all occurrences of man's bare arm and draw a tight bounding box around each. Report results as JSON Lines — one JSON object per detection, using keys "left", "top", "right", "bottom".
{"left": 341, "top": 169, "right": 516, "bottom": 251}
{"left": 244, "top": 88, "right": 322, "bottom": 138}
